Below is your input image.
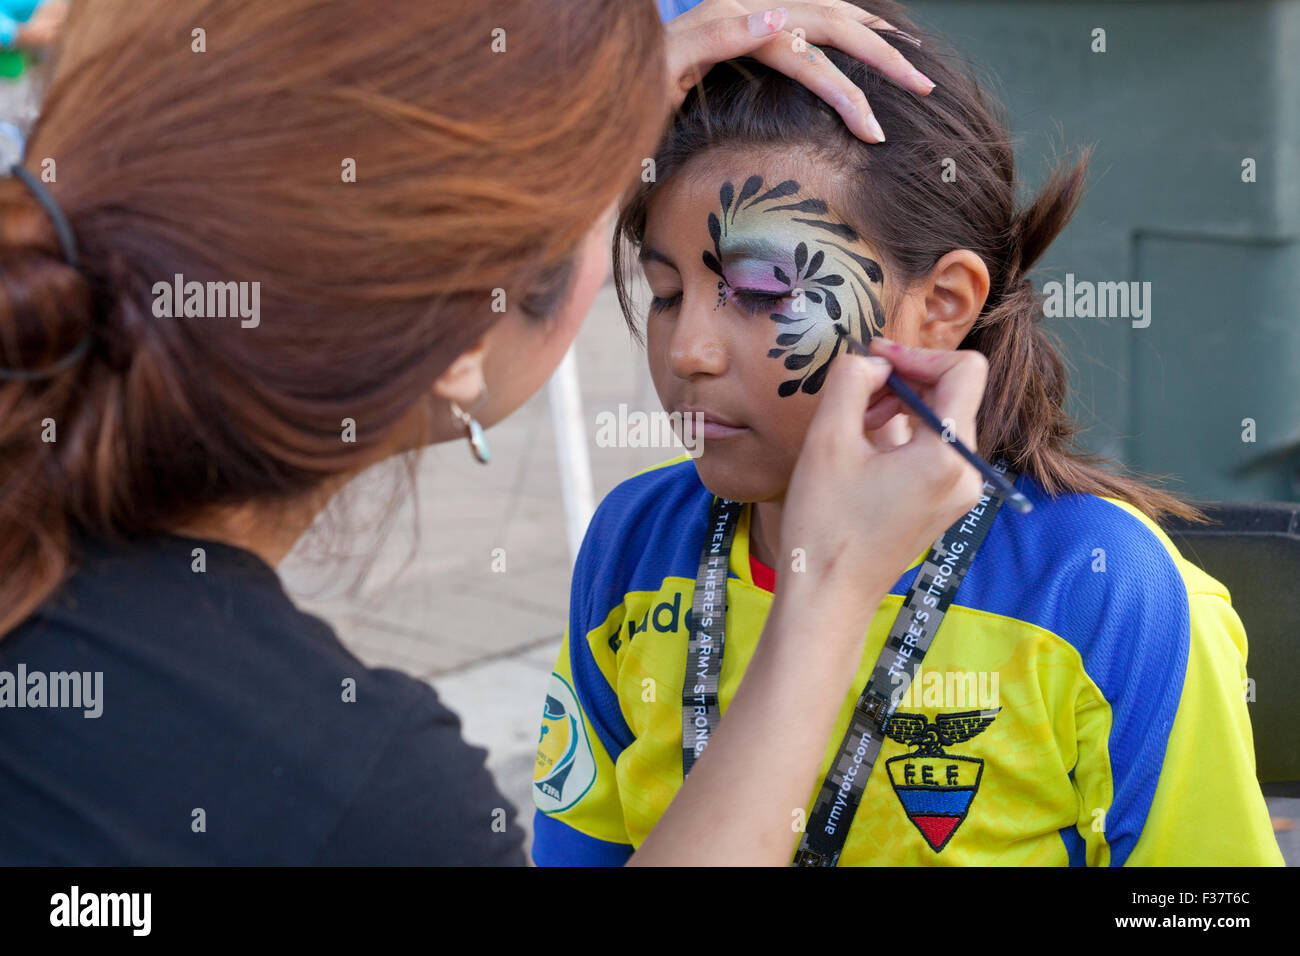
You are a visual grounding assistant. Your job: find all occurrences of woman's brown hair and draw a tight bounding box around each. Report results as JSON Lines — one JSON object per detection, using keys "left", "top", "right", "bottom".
{"left": 614, "top": 0, "right": 1204, "bottom": 526}
{"left": 0, "top": 0, "right": 668, "bottom": 637}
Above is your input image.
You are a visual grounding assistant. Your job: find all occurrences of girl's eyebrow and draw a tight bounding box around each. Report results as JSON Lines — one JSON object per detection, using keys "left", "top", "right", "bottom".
{"left": 638, "top": 246, "right": 676, "bottom": 269}
{"left": 718, "top": 237, "right": 788, "bottom": 261}
{"left": 640, "top": 236, "right": 790, "bottom": 269}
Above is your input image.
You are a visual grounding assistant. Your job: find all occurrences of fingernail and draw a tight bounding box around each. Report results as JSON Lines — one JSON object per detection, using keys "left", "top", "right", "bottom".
{"left": 748, "top": 7, "right": 787, "bottom": 36}
{"left": 864, "top": 112, "right": 886, "bottom": 142}
{"left": 865, "top": 355, "right": 891, "bottom": 368}
{"left": 911, "top": 69, "right": 936, "bottom": 92}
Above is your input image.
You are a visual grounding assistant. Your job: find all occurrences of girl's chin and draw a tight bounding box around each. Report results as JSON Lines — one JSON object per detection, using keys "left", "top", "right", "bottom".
{"left": 689, "top": 454, "right": 782, "bottom": 504}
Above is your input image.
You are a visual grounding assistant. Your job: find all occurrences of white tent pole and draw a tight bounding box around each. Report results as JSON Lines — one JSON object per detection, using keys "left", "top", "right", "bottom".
{"left": 548, "top": 346, "right": 595, "bottom": 568}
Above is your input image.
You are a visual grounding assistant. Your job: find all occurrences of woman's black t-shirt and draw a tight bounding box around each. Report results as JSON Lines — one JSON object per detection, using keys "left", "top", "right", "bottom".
{"left": 0, "top": 533, "right": 526, "bottom": 865}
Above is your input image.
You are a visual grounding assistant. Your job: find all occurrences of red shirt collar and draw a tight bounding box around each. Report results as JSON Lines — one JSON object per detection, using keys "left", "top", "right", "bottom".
{"left": 749, "top": 551, "right": 777, "bottom": 593}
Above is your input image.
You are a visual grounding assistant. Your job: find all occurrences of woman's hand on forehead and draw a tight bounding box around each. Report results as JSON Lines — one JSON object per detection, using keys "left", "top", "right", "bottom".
{"left": 662, "top": 0, "right": 934, "bottom": 143}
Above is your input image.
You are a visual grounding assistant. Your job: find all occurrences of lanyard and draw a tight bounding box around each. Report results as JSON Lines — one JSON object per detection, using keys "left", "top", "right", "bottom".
{"left": 679, "top": 461, "right": 1017, "bottom": 865}
{"left": 681, "top": 496, "right": 745, "bottom": 776}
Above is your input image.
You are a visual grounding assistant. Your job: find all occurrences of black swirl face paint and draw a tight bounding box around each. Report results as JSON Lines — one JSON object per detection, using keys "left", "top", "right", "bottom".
{"left": 702, "top": 176, "right": 885, "bottom": 397}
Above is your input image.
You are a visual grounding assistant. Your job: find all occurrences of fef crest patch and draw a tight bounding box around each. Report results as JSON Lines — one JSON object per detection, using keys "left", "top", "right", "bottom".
{"left": 884, "top": 708, "right": 999, "bottom": 852}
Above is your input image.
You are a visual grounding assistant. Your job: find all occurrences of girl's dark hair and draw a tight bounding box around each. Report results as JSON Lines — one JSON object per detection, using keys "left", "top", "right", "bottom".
{"left": 614, "top": 0, "right": 1203, "bottom": 525}
{"left": 0, "top": 0, "right": 668, "bottom": 638}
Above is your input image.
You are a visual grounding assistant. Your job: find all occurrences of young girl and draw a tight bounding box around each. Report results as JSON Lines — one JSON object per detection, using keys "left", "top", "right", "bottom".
{"left": 530, "top": 0, "right": 1282, "bottom": 866}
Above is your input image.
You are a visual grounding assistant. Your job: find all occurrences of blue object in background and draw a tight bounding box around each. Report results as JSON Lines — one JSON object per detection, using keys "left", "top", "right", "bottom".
{"left": 657, "top": 0, "right": 706, "bottom": 22}
{"left": 0, "top": 0, "right": 46, "bottom": 48}
{"left": 0, "top": 119, "right": 23, "bottom": 155}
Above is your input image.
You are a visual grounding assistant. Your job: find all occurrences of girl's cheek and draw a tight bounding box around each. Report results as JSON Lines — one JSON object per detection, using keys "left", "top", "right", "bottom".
{"left": 644, "top": 324, "right": 674, "bottom": 400}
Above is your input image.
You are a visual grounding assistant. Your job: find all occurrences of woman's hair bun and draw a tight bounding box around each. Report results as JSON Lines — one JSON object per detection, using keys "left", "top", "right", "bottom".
{"left": 0, "top": 176, "right": 95, "bottom": 378}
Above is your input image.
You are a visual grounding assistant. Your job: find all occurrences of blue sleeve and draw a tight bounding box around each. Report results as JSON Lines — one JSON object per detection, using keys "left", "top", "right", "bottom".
{"left": 532, "top": 811, "right": 634, "bottom": 867}
{"left": 657, "top": 0, "right": 706, "bottom": 23}
{"left": 529, "top": 498, "right": 636, "bottom": 865}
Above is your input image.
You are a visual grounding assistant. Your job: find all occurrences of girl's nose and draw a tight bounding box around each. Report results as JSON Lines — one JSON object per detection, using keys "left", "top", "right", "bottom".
{"left": 666, "top": 292, "right": 729, "bottom": 380}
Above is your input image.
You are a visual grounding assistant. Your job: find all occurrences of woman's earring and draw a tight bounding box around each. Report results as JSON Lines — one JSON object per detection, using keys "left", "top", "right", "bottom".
{"left": 449, "top": 394, "right": 490, "bottom": 464}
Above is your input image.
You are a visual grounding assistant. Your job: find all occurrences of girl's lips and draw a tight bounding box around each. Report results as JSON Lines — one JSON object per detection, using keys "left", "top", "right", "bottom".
{"left": 699, "top": 419, "right": 748, "bottom": 439}
{"left": 675, "top": 405, "right": 749, "bottom": 440}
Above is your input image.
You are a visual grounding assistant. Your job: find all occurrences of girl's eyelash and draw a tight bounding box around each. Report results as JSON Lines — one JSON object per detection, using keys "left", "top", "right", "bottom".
{"left": 647, "top": 289, "right": 791, "bottom": 316}
{"left": 730, "top": 289, "right": 792, "bottom": 314}
{"left": 649, "top": 293, "right": 681, "bottom": 314}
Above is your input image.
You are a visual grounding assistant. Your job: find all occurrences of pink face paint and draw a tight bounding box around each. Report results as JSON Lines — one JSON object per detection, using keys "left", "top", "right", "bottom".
{"left": 723, "top": 260, "right": 792, "bottom": 294}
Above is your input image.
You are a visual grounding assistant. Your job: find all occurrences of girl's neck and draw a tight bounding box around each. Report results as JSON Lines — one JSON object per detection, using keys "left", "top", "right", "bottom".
{"left": 748, "top": 498, "right": 784, "bottom": 572}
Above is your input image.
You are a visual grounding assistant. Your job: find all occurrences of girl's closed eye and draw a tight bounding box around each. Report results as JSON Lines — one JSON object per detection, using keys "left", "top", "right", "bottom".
{"left": 649, "top": 291, "right": 682, "bottom": 313}
{"left": 648, "top": 287, "right": 792, "bottom": 315}
{"left": 729, "top": 288, "right": 792, "bottom": 315}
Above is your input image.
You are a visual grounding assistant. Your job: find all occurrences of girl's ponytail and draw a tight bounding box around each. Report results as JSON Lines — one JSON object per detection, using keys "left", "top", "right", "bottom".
{"left": 969, "top": 152, "right": 1206, "bottom": 522}
{"left": 1008, "top": 154, "right": 1090, "bottom": 285}
{"left": 970, "top": 154, "right": 1088, "bottom": 474}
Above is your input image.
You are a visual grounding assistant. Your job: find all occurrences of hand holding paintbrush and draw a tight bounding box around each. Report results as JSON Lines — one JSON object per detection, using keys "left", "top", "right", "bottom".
{"left": 837, "top": 330, "right": 1032, "bottom": 514}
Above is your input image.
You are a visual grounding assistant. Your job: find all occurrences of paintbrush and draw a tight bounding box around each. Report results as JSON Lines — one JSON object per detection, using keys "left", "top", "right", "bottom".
{"left": 837, "top": 330, "right": 1033, "bottom": 514}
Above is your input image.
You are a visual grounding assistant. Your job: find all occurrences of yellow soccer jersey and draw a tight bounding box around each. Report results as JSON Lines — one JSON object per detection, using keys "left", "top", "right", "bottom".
{"left": 530, "top": 456, "right": 1283, "bottom": 866}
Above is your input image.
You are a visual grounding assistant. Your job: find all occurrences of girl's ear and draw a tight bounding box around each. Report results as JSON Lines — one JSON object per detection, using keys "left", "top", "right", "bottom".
{"left": 915, "top": 250, "right": 991, "bottom": 350}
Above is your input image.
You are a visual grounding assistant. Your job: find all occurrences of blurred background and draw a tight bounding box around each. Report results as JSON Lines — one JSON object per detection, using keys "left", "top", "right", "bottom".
{"left": 3, "top": 0, "right": 1294, "bottom": 864}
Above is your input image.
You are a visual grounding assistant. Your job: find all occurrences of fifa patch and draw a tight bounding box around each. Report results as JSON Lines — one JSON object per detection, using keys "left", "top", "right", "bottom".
{"left": 884, "top": 708, "right": 999, "bottom": 852}
{"left": 533, "top": 672, "right": 597, "bottom": 814}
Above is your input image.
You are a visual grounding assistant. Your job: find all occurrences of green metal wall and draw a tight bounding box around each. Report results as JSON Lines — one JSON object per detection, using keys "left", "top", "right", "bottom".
{"left": 908, "top": 0, "right": 1300, "bottom": 501}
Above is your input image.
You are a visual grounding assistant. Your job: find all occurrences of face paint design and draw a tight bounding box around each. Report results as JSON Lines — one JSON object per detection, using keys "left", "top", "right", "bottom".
{"left": 702, "top": 175, "right": 885, "bottom": 397}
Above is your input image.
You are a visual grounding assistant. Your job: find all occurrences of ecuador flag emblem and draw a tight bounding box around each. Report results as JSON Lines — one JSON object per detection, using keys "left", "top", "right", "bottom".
{"left": 883, "top": 709, "right": 999, "bottom": 852}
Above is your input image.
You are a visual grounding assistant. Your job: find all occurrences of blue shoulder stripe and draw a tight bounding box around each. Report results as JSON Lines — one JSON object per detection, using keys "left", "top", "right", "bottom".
{"left": 583, "top": 458, "right": 717, "bottom": 598}
{"left": 569, "top": 621, "right": 634, "bottom": 761}
{"left": 891, "top": 473, "right": 1190, "bottom": 866}
{"left": 531, "top": 810, "right": 633, "bottom": 866}
{"left": 568, "top": 459, "right": 718, "bottom": 762}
